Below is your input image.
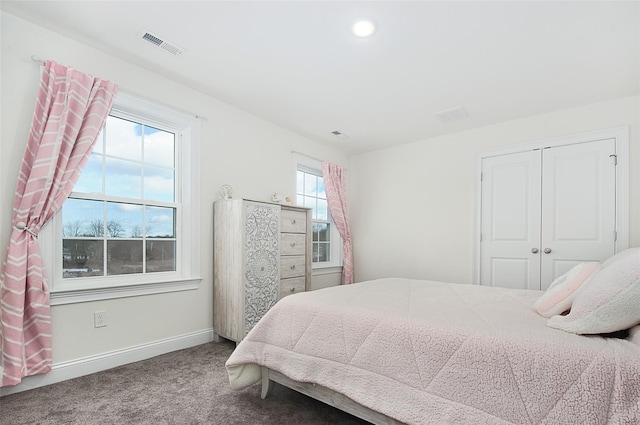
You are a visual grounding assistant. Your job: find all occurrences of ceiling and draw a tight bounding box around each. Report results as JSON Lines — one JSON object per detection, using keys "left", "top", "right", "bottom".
{"left": 2, "top": 1, "right": 639, "bottom": 154}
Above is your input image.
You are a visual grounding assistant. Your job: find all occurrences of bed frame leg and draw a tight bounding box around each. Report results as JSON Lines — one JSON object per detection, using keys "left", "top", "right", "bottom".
{"left": 261, "top": 366, "right": 274, "bottom": 399}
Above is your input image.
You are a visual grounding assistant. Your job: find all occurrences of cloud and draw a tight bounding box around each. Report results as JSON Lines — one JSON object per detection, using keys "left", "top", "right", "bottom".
{"left": 149, "top": 214, "right": 171, "bottom": 223}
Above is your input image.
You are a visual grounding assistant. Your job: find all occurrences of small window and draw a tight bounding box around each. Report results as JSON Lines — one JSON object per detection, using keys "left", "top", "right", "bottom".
{"left": 297, "top": 169, "right": 331, "bottom": 263}
{"left": 293, "top": 155, "right": 342, "bottom": 270}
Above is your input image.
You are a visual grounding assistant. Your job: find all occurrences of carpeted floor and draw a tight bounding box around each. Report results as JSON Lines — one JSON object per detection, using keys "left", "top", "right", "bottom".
{"left": 0, "top": 340, "right": 368, "bottom": 424}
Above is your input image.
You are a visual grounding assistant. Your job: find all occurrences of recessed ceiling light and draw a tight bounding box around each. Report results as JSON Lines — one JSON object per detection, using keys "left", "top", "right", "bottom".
{"left": 351, "top": 18, "right": 377, "bottom": 38}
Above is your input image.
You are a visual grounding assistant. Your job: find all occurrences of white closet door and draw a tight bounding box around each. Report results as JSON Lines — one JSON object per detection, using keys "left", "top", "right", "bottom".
{"left": 480, "top": 151, "right": 542, "bottom": 290}
{"left": 539, "top": 139, "right": 616, "bottom": 289}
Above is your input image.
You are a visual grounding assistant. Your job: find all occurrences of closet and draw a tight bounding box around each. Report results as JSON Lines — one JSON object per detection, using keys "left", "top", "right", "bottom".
{"left": 213, "top": 199, "right": 312, "bottom": 342}
{"left": 479, "top": 137, "right": 620, "bottom": 291}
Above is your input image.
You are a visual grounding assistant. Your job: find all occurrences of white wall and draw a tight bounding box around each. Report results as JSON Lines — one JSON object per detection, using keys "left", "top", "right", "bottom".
{"left": 349, "top": 96, "right": 640, "bottom": 284}
{"left": 0, "top": 12, "right": 346, "bottom": 392}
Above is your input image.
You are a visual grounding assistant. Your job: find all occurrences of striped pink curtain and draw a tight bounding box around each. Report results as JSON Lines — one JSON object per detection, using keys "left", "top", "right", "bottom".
{"left": 0, "top": 61, "right": 118, "bottom": 387}
{"left": 322, "top": 161, "right": 354, "bottom": 284}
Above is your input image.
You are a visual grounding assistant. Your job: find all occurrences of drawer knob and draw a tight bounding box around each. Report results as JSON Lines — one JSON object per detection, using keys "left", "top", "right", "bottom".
{"left": 290, "top": 265, "right": 296, "bottom": 269}
{"left": 290, "top": 287, "right": 296, "bottom": 293}
{"left": 290, "top": 242, "right": 296, "bottom": 247}
{"left": 291, "top": 219, "right": 296, "bottom": 224}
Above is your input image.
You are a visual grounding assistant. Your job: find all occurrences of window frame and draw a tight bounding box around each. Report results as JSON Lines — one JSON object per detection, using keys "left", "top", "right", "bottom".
{"left": 41, "top": 92, "right": 201, "bottom": 305}
{"left": 292, "top": 154, "right": 343, "bottom": 273}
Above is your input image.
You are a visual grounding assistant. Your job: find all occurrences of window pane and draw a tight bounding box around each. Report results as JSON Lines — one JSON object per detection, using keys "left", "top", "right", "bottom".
{"left": 296, "top": 171, "right": 304, "bottom": 195}
{"left": 145, "top": 206, "right": 175, "bottom": 238}
{"left": 317, "top": 222, "right": 330, "bottom": 242}
{"left": 107, "top": 240, "right": 143, "bottom": 275}
{"left": 316, "top": 199, "right": 328, "bottom": 221}
{"left": 304, "top": 196, "right": 317, "bottom": 214}
{"left": 104, "top": 157, "right": 142, "bottom": 198}
{"left": 63, "top": 239, "right": 103, "bottom": 278}
{"left": 74, "top": 154, "right": 103, "bottom": 194}
{"left": 317, "top": 176, "right": 326, "bottom": 199}
{"left": 144, "top": 126, "right": 175, "bottom": 168}
{"left": 318, "top": 242, "right": 330, "bottom": 262}
{"left": 313, "top": 222, "right": 330, "bottom": 242}
{"left": 304, "top": 173, "right": 317, "bottom": 196}
{"left": 106, "top": 116, "right": 142, "bottom": 161}
{"left": 62, "top": 199, "right": 104, "bottom": 237}
{"left": 144, "top": 165, "right": 174, "bottom": 202}
{"left": 106, "top": 202, "right": 143, "bottom": 238}
{"left": 146, "top": 240, "right": 175, "bottom": 272}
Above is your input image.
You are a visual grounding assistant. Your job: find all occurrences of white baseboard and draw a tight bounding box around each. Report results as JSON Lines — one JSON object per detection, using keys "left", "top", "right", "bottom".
{"left": 1, "top": 328, "right": 214, "bottom": 397}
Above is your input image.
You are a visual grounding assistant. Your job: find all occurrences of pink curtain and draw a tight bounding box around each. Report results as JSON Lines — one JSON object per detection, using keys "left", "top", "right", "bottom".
{"left": 0, "top": 61, "right": 118, "bottom": 387}
{"left": 322, "top": 161, "right": 354, "bottom": 284}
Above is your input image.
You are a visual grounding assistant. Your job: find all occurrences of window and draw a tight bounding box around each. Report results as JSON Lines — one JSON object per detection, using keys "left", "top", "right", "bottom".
{"left": 62, "top": 116, "right": 177, "bottom": 278}
{"left": 297, "top": 168, "right": 330, "bottom": 263}
{"left": 42, "top": 92, "right": 201, "bottom": 304}
{"left": 293, "top": 155, "right": 342, "bottom": 271}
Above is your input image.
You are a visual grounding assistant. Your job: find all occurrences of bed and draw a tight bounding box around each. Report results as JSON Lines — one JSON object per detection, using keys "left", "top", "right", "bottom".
{"left": 225, "top": 277, "right": 640, "bottom": 424}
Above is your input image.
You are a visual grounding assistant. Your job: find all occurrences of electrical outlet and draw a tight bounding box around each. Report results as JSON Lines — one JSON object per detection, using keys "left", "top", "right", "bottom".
{"left": 94, "top": 311, "right": 107, "bottom": 328}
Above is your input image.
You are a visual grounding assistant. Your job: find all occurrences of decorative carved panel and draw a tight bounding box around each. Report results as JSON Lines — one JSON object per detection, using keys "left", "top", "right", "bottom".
{"left": 244, "top": 202, "right": 280, "bottom": 332}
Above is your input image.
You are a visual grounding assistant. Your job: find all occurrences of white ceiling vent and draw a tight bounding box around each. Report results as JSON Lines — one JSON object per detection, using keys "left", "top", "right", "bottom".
{"left": 138, "top": 30, "right": 186, "bottom": 56}
{"left": 434, "top": 106, "right": 469, "bottom": 123}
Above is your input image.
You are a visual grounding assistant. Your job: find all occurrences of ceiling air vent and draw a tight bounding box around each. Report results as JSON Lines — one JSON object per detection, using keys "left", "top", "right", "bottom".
{"left": 434, "top": 106, "right": 469, "bottom": 123}
{"left": 139, "top": 30, "right": 186, "bottom": 56}
{"left": 331, "top": 130, "right": 349, "bottom": 139}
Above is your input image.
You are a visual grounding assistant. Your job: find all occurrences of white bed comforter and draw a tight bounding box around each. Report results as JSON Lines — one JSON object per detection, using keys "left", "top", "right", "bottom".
{"left": 226, "top": 278, "right": 640, "bottom": 425}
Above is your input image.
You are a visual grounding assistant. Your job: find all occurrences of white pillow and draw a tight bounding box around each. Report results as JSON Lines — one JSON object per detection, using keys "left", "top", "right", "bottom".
{"left": 533, "top": 262, "right": 600, "bottom": 318}
{"left": 547, "top": 248, "right": 640, "bottom": 334}
{"left": 602, "top": 246, "right": 640, "bottom": 267}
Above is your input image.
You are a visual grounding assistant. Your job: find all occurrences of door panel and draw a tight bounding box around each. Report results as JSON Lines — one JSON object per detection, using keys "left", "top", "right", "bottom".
{"left": 539, "top": 139, "right": 616, "bottom": 289}
{"left": 480, "top": 151, "right": 541, "bottom": 289}
{"left": 489, "top": 258, "right": 532, "bottom": 290}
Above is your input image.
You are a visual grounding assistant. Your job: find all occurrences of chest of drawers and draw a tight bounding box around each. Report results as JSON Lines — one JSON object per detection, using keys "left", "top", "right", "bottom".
{"left": 213, "top": 199, "right": 311, "bottom": 342}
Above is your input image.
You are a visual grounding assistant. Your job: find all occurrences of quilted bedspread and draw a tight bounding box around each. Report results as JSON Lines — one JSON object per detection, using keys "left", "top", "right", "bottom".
{"left": 226, "top": 278, "right": 640, "bottom": 425}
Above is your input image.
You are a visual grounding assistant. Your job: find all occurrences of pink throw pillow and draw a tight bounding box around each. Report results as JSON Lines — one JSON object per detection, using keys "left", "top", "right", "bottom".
{"left": 534, "top": 262, "right": 600, "bottom": 318}
{"left": 547, "top": 248, "right": 640, "bottom": 334}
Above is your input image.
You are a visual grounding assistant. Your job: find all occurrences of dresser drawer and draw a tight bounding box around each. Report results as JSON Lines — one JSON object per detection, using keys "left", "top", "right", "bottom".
{"left": 280, "top": 209, "right": 307, "bottom": 233}
{"left": 279, "top": 277, "right": 305, "bottom": 299}
{"left": 280, "top": 233, "right": 306, "bottom": 255}
{"left": 280, "top": 255, "right": 305, "bottom": 278}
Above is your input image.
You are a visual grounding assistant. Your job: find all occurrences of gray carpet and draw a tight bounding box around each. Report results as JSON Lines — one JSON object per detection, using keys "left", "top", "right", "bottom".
{"left": 0, "top": 340, "right": 368, "bottom": 424}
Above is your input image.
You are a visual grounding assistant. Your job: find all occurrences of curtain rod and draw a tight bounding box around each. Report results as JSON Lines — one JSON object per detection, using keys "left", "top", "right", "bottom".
{"left": 31, "top": 55, "right": 45, "bottom": 65}
{"left": 30, "top": 54, "right": 208, "bottom": 121}
{"left": 292, "top": 151, "right": 325, "bottom": 164}
{"left": 291, "top": 151, "right": 348, "bottom": 170}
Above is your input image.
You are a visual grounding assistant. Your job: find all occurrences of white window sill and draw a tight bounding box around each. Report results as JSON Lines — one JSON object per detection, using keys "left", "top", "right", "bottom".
{"left": 312, "top": 265, "right": 343, "bottom": 276}
{"left": 50, "top": 277, "right": 202, "bottom": 305}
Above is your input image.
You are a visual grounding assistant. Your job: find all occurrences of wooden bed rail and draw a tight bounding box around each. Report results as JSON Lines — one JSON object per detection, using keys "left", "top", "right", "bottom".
{"left": 260, "top": 367, "right": 402, "bottom": 425}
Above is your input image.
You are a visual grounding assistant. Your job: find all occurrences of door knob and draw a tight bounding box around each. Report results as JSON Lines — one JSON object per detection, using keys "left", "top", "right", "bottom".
{"left": 531, "top": 248, "right": 539, "bottom": 254}
{"left": 544, "top": 248, "right": 552, "bottom": 254}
